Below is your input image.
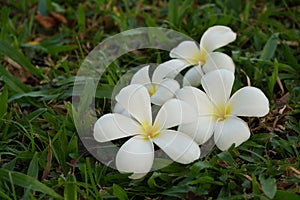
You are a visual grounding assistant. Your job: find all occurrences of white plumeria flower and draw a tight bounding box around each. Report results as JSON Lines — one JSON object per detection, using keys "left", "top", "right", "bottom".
{"left": 176, "top": 69, "right": 269, "bottom": 151}
{"left": 94, "top": 84, "right": 200, "bottom": 179}
{"left": 113, "top": 65, "right": 180, "bottom": 115}
{"left": 131, "top": 65, "right": 180, "bottom": 105}
{"left": 156, "top": 25, "right": 237, "bottom": 87}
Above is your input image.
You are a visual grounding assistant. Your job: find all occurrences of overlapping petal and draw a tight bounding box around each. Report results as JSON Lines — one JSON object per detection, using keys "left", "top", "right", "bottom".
{"left": 115, "top": 84, "right": 152, "bottom": 124}
{"left": 129, "top": 173, "right": 148, "bottom": 180}
{"left": 152, "top": 59, "right": 189, "bottom": 83}
{"left": 93, "top": 113, "right": 140, "bottom": 142}
{"left": 176, "top": 86, "right": 214, "bottom": 114}
{"left": 130, "top": 65, "right": 151, "bottom": 85}
{"left": 116, "top": 135, "right": 154, "bottom": 176}
{"left": 169, "top": 41, "right": 200, "bottom": 64}
{"left": 152, "top": 130, "right": 200, "bottom": 164}
{"left": 228, "top": 86, "right": 269, "bottom": 117}
{"left": 200, "top": 26, "right": 236, "bottom": 52}
{"left": 201, "top": 69, "right": 234, "bottom": 106}
{"left": 113, "top": 102, "right": 131, "bottom": 117}
{"left": 154, "top": 99, "right": 197, "bottom": 130}
{"left": 183, "top": 65, "right": 204, "bottom": 86}
{"left": 151, "top": 79, "right": 180, "bottom": 105}
{"left": 214, "top": 116, "right": 250, "bottom": 151}
{"left": 178, "top": 116, "right": 216, "bottom": 145}
{"left": 202, "top": 52, "right": 235, "bottom": 74}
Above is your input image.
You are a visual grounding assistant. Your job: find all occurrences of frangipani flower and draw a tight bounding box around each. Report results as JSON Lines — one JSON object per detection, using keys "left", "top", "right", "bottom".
{"left": 176, "top": 69, "right": 269, "bottom": 151}
{"left": 157, "top": 25, "right": 237, "bottom": 87}
{"left": 131, "top": 65, "right": 180, "bottom": 105}
{"left": 113, "top": 65, "right": 180, "bottom": 115}
{"left": 94, "top": 84, "right": 200, "bottom": 179}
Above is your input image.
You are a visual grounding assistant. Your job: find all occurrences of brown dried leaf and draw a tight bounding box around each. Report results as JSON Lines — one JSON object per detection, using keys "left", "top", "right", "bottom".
{"left": 286, "top": 166, "right": 300, "bottom": 179}
{"left": 4, "top": 56, "right": 38, "bottom": 85}
{"left": 49, "top": 11, "right": 67, "bottom": 24}
{"left": 286, "top": 41, "right": 299, "bottom": 47}
{"left": 42, "top": 141, "right": 52, "bottom": 180}
{"left": 35, "top": 13, "right": 57, "bottom": 29}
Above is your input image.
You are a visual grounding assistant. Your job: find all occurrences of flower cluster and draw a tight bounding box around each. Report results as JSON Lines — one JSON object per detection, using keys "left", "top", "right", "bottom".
{"left": 93, "top": 25, "right": 269, "bottom": 179}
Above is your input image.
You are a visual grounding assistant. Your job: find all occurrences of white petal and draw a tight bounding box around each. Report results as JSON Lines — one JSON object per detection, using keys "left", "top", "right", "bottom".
{"left": 178, "top": 116, "right": 216, "bottom": 145}
{"left": 214, "top": 116, "right": 250, "bottom": 151}
{"left": 201, "top": 69, "right": 234, "bottom": 106}
{"left": 200, "top": 25, "right": 237, "bottom": 52}
{"left": 113, "top": 102, "right": 131, "bottom": 117}
{"left": 129, "top": 173, "right": 148, "bottom": 179}
{"left": 183, "top": 65, "right": 204, "bottom": 86}
{"left": 169, "top": 41, "right": 201, "bottom": 64}
{"left": 228, "top": 86, "right": 269, "bottom": 117}
{"left": 115, "top": 84, "right": 152, "bottom": 124}
{"left": 152, "top": 59, "right": 189, "bottom": 83}
{"left": 93, "top": 113, "right": 140, "bottom": 142}
{"left": 152, "top": 130, "right": 200, "bottom": 164}
{"left": 154, "top": 99, "right": 197, "bottom": 130}
{"left": 151, "top": 79, "right": 180, "bottom": 105}
{"left": 175, "top": 86, "right": 214, "bottom": 114}
{"left": 116, "top": 135, "right": 154, "bottom": 176}
{"left": 202, "top": 52, "right": 235, "bottom": 74}
{"left": 130, "top": 65, "right": 151, "bottom": 85}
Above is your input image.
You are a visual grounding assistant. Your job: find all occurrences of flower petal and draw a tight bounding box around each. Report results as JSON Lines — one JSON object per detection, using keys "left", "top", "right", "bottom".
{"left": 130, "top": 65, "right": 151, "bottom": 85}
{"left": 151, "top": 79, "right": 180, "bottom": 105}
{"left": 115, "top": 84, "right": 152, "bottom": 124}
{"left": 129, "top": 173, "right": 148, "bottom": 179}
{"left": 202, "top": 52, "right": 235, "bottom": 74}
{"left": 183, "top": 65, "right": 204, "bottom": 86}
{"left": 228, "top": 86, "right": 269, "bottom": 117}
{"left": 178, "top": 116, "right": 216, "bottom": 145}
{"left": 116, "top": 135, "right": 154, "bottom": 177}
{"left": 176, "top": 86, "right": 214, "bottom": 114}
{"left": 200, "top": 25, "right": 236, "bottom": 52}
{"left": 154, "top": 99, "right": 197, "bottom": 130}
{"left": 113, "top": 102, "right": 131, "bottom": 117}
{"left": 152, "top": 59, "right": 189, "bottom": 83}
{"left": 214, "top": 116, "right": 250, "bottom": 151}
{"left": 201, "top": 69, "right": 234, "bottom": 106}
{"left": 169, "top": 41, "right": 201, "bottom": 64}
{"left": 152, "top": 130, "right": 200, "bottom": 164}
{"left": 93, "top": 113, "right": 140, "bottom": 142}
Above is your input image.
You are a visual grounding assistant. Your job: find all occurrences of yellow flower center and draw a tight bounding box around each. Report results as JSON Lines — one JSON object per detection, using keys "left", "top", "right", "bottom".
{"left": 140, "top": 122, "right": 160, "bottom": 140}
{"left": 147, "top": 84, "right": 157, "bottom": 96}
{"left": 215, "top": 105, "right": 231, "bottom": 121}
{"left": 191, "top": 48, "right": 207, "bottom": 65}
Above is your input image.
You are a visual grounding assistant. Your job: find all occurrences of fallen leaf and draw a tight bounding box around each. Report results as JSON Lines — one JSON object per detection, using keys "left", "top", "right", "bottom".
{"left": 35, "top": 13, "right": 57, "bottom": 29}
{"left": 4, "top": 56, "right": 38, "bottom": 85}
{"left": 49, "top": 11, "right": 67, "bottom": 24}
{"left": 42, "top": 141, "right": 52, "bottom": 180}
{"left": 286, "top": 166, "right": 300, "bottom": 179}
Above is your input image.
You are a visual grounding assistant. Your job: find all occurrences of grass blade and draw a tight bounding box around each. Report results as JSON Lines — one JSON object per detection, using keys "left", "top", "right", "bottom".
{"left": 113, "top": 184, "right": 128, "bottom": 200}
{"left": 0, "top": 168, "right": 63, "bottom": 199}
{"left": 0, "top": 64, "right": 29, "bottom": 93}
{"left": 167, "top": 0, "right": 177, "bottom": 26}
{"left": 64, "top": 173, "right": 77, "bottom": 200}
{"left": 0, "top": 40, "right": 44, "bottom": 79}
{"left": 77, "top": 3, "right": 86, "bottom": 33}
{"left": 259, "top": 33, "right": 279, "bottom": 61}
{"left": 27, "top": 152, "right": 39, "bottom": 179}
{"left": 0, "top": 85, "right": 8, "bottom": 119}
{"left": 0, "top": 191, "right": 12, "bottom": 200}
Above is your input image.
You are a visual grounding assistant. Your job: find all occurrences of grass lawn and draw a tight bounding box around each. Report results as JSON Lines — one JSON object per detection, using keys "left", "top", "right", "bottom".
{"left": 0, "top": 0, "right": 299, "bottom": 199}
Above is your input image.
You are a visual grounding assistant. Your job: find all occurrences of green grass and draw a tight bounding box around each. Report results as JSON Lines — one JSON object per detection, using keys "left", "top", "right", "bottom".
{"left": 0, "top": 0, "right": 299, "bottom": 199}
